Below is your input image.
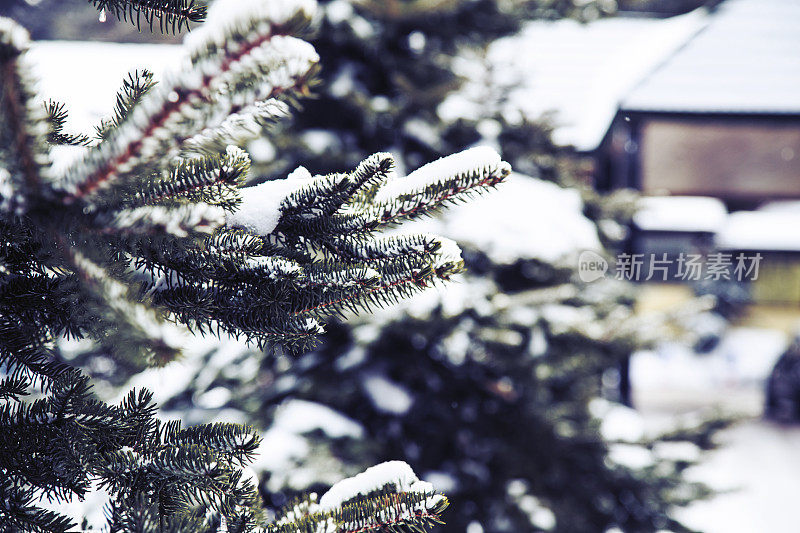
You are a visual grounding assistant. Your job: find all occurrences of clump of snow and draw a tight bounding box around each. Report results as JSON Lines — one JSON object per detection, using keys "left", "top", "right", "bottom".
{"left": 247, "top": 137, "right": 277, "bottom": 162}
{"left": 362, "top": 374, "right": 414, "bottom": 415}
{"left": 376, "top": 146, "right": 502, "bottom": 202}
{"left": 433, "top": 236, "right": 463, "bottom": 266}
{"left": 318, "top": 461, "right": 433, "bottom": 511}
{"left": 0, "top": 16, "right": 31, "bottom": 51}
{"left": 287, "top": 166, "right": 313, "bottom": 180}
{"left": 226, "top": 178, "right": 302, "bottom": 235}
{"left": 653, "top": 441, "right": 701, "bottom": 463}
{"left": 301, "top": 129, "right": 341, "bottom": 155}
{"left": 589, "top": 398, "right": 645, "bottom": 442}
{"left": 274, "top": 399, "right": 364, "bottom": 439}
{"left": 326, "top": 0, "right": 354, "bottom": 24}
{"left": 49, "top": 145, "right": 90, "bottom": 177}
{"left": 633, "top": 196, "right": 728, "bottom": 233}
{"left": 195, "top": 386, "right": 232, "bottom": 409}
{"left": 251, "top": 427, "right": 310, "bottom": 472}
{"left": 423, "top": 471, "right": 458, "bottom": 493}
{"left": 608, "top": 443, "right": 655, "bottom": 470}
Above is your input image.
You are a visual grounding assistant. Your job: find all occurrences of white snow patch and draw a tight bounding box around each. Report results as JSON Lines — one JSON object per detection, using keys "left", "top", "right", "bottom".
{"left": 27, "top": 41, "right": 183, "bottom": 135}
{"left": 376, "top": 146, "right": 501, "bottom": 202}
{"left": 602, "top": 410, "right": 646, "bottom": 444}
{"left": 287, "top": 166, "right": 313, "bottom": 180}
{"left": 301, "top": 129, "right": 340, "bottom": 154}
{"left": 631, "top": 327, "right": 789, "bottom": 395}
{"left": 184, "top": 0, "right": 317, "bottom": 53}
{"left": 423, "top": 471, "right": 458, "bottom": 493}
{"left": 608, "top": 443, "right": 655, "bottom": 469}
{"left": 247, "top": 137, "right": 277, "bottom": 162}
{"left": 395, "top": 173, "right": 601, "bottom": 264}
{"left": 49, "top": 145, "right": 89, "bottom": 176}
{"left": 362, "top": 374, "right": 414, "bottom": 415}
{"left": 195, "top": 386, "right": 232, "bottom": 409}
{"left": 251, "top": 427, "right": 310, "bottom": 471}
{"left": 447, "top": 9, "right": 707, "bottom": 150}
{"left": 757, "top": 200, "right": 800, "bottom": 214}
{"left": 274, "top": 399, "right": 364, "bottom": 439}
{"left": 226, "top": 178, "right": 304, "bottom": 235}
{"left": 36, "top": 481, "right": 110, "bottom": 530}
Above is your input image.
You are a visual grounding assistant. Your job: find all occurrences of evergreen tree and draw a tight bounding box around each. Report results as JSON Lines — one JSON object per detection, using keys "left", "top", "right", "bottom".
{"left": 146, "top": 2, "right": 726, "bottom": 531}
{"left": 0, "top": 1, "right": 512, "bottom": 530}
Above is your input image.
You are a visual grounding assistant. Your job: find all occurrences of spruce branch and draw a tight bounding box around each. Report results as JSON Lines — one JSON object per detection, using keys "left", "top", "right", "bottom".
{"left": 267, "top": 462, "right": 449, "bottom": 533}
{"left": 0, "top": 4, "right": 503, "bottom": 528}
{"left": 0, "top": 476, "right": 75, "bottom": 533}
{"left": 0, "top": 18, "right": 50, "bottom": 212}
{"left": 43, "top": 101, "right": 92, "bottom": 146}
{"left": 57, "top": 6, "right": 318, "bottom": 205}
{"left": 90, "top": 0, "right": 207, "bottom": 34}
{"left": 95, "top": 69, "right": 157, "bottom": 141}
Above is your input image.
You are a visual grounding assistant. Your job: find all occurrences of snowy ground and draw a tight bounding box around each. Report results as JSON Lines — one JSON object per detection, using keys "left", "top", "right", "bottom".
{"left": 631, "top": 290, "right": 800, "bottom": 533}
{"left": 675, "top": 419, "right": 800, "bottom": 533}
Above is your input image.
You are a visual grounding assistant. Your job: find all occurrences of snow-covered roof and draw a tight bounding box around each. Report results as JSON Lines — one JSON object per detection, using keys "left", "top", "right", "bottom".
{"left": 27, "top": 40, "right": 183, "bottom": 134}
{"left": 716, "top": 210, "right": 800, "bottom": 252}
{"left": 633, "top": 196, "right": 728, "bottom": 233}
{"left": 476, "top": 10, "right": 706, "bottom": 151}
{"left": 623, "top": 0, "right": 800, "bottom": 114}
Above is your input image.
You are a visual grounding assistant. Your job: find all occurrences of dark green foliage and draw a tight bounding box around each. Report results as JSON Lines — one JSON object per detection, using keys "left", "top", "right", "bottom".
{"left": 44, "top": 100, "right": 93, "bottom": 146}
{"left": 0, "top": 3, "right": 514, "bottom": 528}
{"left": 95, "top": 69, "right": 157, "bottom": 141}
{"left": 766, "top": 339, "right": 800, "bottom": 423}
{"left": 256, "top": 263, "right": 721, "bottom": 532}
{"left": 90, "top": 0, "right": 207, "bottom": 34}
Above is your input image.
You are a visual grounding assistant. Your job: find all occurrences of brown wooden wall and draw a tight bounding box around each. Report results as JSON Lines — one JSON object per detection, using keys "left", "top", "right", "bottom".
{"left": 639, "top": 117, "right": 800, "bottom": 202}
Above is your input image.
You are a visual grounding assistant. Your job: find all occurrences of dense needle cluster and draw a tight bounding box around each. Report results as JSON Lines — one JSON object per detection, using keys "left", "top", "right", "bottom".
{"left": 0, "top": 0, "right": 509, "bottom": 530}
{"left": 90, "top": 0, "right": 207, "bottom": 34}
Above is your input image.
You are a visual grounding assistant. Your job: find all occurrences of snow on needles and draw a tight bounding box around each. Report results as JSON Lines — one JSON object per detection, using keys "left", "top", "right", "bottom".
{"left": 318, "top": 461, "right": 434, "bottom": 511}
{"left": 184, "top": 0, "right": 318, "bottom": 53}
{"left": 376, "top": 146, "right": 502, "bottom": 202}
{"left": 225, "top": 166, "right": 314, "bottom": 235}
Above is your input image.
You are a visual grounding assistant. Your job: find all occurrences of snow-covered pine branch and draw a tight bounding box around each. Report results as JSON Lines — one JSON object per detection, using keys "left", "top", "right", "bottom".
{"left": 0, "top": 1, "right": 510, "bottom": 528}
{"left": 56, "top": 0, "right": 318, "bottom": 204}
{"left": 268, "top": 461, "right": 448, "bottom": 533}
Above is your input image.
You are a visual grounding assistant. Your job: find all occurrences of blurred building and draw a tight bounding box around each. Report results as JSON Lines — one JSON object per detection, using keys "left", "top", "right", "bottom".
{"left": 600, "top": 0, "right": 800, "bottom": 208}
{"left": 595, "top": 0, "right": 800, "bottom": 303}
{"left": 489, "top": 0, "right": 800, "bottom": 302}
